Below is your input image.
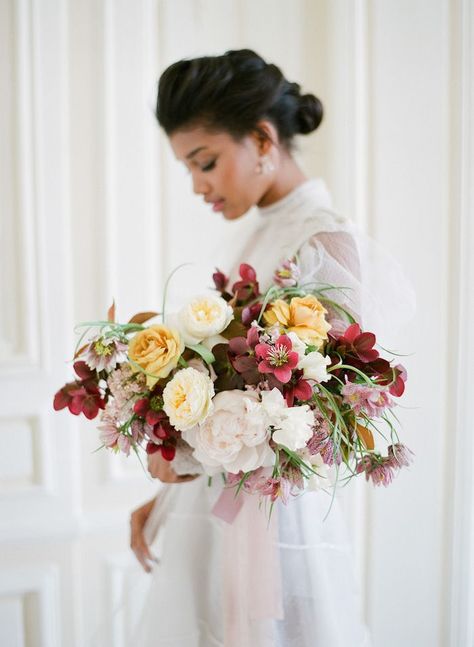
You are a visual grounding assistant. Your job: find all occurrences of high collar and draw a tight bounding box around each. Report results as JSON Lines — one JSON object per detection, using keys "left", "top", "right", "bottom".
{"left": 256, "top": 178, "right": 333, "bottom": 218}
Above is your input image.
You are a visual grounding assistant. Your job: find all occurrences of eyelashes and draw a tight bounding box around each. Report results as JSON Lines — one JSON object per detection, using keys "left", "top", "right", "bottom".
{"left": 202, "top": 160, "right": 216, "bottom": 172}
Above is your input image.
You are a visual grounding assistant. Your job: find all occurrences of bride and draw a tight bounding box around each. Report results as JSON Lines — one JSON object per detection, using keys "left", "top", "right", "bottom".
{"left": 128, "top": 48, "right": 382, "bottom": 647}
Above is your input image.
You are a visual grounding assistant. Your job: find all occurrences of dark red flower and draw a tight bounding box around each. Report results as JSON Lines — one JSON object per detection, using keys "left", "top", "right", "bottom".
{"left": 145, "top": 441, "right": 176, "bottom": 461}
{"left": 283, "top": 370, "right": 313, "bottom": 406}
{"left": 241, "top": 302, "right": 264, "bottom": 326}
{"left": 255, "top": 335, "right": 299, "bottom": 384}
{"left": 53, "top": 380, "right": 106, "bottom": 420}
{"left": 231, "top": 263, "right": 260, "bottom": 302}
{"left": 331, "top": 322, "right": 379, "bottom": 363}
{"left": 213, "top": 268, "right": 229, "bottom": 292}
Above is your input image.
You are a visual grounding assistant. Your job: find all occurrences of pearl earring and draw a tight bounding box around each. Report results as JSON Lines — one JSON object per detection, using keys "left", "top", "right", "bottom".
{"left": 256, "top": 154, "right": 275, "bottom": 174}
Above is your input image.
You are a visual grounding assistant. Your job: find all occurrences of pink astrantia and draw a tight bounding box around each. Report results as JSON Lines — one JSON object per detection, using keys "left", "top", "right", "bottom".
{"left": 341, "top": 376, "right": 394, "bottom": 417}
{"left": 255, "top": 334, "right": 299, "bottom": 384}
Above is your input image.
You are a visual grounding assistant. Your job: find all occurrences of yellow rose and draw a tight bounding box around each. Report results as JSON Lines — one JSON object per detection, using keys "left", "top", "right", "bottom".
{"left": 263, "top": 295, "right": 331, "bottom": 348}
{"left": 263, "top": 299, "right": 290, "bottom": 327}
{"left": 128, "top": 324, "right": 184, "bottom": 388}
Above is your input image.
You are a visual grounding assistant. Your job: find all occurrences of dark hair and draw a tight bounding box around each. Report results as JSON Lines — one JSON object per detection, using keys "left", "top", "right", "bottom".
{"left": 155, "top": 49, "right": 323, "bottom": 153}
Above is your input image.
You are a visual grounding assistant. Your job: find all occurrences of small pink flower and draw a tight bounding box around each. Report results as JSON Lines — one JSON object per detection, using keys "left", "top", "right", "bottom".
{"left": 356, "top": 455, "right": 395, "bottom": 487}
{"left": 273, "top": 258, "right": 301, "bottom": 287}
{"left": 255, "top": 334, "right": 299, "bottom": 383}
{"left": 341, "top": 376, "right": 394, "bottom": 417}
{"left": 386, "top": 443, "right": 414, "bottom": 469}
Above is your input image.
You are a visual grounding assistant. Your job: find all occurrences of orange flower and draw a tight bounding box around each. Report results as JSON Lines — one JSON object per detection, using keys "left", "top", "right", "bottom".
{"left": 264, "top": 295, "right": 331, "bottom": 348}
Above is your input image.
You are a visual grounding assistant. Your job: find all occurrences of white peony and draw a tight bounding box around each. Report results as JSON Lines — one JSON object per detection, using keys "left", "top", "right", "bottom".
{"left": 182, "top": 390, "right": 275, "bottom": 476}
{"left": 162, "top": 367, "right": 215, "bottom": 431}
{"left": 261, "top": 388, "right": 315, "bottom": 451}
{"left": 297, "top": 351, "right": 332, "bottom": 383}
{"left": 169, "top": 294, "right": 234, "bottom": 346}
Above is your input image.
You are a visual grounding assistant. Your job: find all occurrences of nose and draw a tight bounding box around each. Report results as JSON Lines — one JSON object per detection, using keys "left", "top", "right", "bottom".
{"left": 191, "top": 172, "right": 211, "bottom": 196}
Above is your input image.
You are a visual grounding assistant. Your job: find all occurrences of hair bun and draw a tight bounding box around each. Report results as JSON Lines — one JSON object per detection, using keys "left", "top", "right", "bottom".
{"left": 296, "top": 93, "right": 323, "bottom": 134}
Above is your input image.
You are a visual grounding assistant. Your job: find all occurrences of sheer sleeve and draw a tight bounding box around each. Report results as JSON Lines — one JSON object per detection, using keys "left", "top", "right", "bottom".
{"left": 295, "top": 224, "right": 417, "bottom": 344}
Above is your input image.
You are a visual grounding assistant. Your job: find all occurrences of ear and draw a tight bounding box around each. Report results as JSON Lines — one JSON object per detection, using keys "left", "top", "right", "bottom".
{"left": 251, "top": 119, "right": 279, "bottom": 154}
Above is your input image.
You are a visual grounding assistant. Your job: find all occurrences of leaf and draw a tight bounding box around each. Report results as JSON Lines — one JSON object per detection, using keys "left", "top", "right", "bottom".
{"left": 220, "top": 319, "right": 247, "bottom": 340}
{"left": 186, "top": 343, "right": 215, "bottom": 365}
{"left": 356, "top": 423, "right": 375, "bottom": 450}
{"left": 107, "top": 300, "right": 116, "bottom": 323}
{"left": 74, "top": 343, "right": 89, "bottom": 359}
{"left": 128, "top": 311, "right": 160, "bottom": 325}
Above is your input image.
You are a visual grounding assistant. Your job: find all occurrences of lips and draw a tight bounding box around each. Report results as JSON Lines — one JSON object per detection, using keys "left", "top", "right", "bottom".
{"left": 211, "top": 199, "right": 225, "bottom": 212}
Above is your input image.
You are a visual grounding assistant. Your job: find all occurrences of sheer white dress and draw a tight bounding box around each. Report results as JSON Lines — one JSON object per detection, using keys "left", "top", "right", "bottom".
{"left": 130, "top": 178, "right": 376, "bottom": 647}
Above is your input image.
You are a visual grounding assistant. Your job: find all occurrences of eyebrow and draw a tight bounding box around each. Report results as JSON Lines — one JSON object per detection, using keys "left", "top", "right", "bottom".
{"left": 186, "top": 146, "right": 208, "bottom": 159}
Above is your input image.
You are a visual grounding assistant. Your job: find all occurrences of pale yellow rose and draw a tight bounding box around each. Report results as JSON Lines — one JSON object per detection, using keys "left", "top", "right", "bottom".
{"left": 128, "top": 324, "right": 184, "bottom": 388}
{"left": 263, "top": 295, "right": 331, "bottom": 348}
{"left": 163, "top": 367, "right": 215, "bottom": 431}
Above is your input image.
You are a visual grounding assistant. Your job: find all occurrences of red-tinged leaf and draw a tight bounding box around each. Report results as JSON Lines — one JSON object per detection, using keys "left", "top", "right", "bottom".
{"left": 161, "top": 444, "right": 176, "bottom": 461}
{"left": 74, "top": 361, "right": 94, "bottom": 380}
{"left": 231, "top": 355, "right": 257, "bottom": 373}
{"left": 220, "top": 319, "right": 247, "bottom": 340}
{"left": 107, "top": 300, "right": 116, "bottom": 323}
{"left": 53, "top": 389, "right": 71, "bottom": 411}
{"left": 128, "top": 311, "right": 159, "bottom": 324}
{"left": 228, "top": 336, "right": 249, "bottom": 355}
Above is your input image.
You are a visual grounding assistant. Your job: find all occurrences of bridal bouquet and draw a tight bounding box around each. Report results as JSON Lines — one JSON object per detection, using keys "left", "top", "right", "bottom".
{"left": 54, "top": 256, "right": 413, "bottom": 509}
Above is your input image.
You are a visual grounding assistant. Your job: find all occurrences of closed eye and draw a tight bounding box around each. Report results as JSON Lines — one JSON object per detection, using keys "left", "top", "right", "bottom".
{"left": 202, "top": 160, "right": 216, "bottom": 172}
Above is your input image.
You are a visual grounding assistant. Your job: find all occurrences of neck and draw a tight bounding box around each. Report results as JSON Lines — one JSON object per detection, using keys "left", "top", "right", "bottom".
{"left": 256, "top": 156, "right": 308, "bottom": 208}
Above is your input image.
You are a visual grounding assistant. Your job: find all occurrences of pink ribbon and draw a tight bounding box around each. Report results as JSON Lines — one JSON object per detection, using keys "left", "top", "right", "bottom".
{"left": 212, "top": 482, "right": 284, "bottom": 646}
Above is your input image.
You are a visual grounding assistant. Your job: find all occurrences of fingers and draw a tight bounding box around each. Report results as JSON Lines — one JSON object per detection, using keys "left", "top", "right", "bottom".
{"left": 130, "top": 509, "right": 159, "bottom": 573}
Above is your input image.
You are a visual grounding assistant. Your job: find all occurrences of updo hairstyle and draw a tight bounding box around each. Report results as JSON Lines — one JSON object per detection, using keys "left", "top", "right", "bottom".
{"left": 156, "top": 48, "right": 323, "bottom": 153}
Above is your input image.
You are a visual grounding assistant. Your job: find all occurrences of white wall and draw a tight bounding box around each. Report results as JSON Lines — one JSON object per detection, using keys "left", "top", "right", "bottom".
{"left": 0, "top": 1, "right": 472, "bottom": 645}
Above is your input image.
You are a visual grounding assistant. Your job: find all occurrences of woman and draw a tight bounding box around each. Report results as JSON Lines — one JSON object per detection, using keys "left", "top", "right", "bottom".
{"left": 129, "top": 49, "right": 374, "bottom": 647}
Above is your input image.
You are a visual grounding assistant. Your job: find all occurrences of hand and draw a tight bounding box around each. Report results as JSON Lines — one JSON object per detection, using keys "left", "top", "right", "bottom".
{"left": 130, "top": 497, "right": 158, "bottom": 573}
{"left": 146, "top": 451, "right": 200, "bottom": 483}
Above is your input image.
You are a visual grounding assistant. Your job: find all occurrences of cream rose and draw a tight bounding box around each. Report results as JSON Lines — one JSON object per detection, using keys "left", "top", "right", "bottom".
{"left": 128, "top": 324, "right": 184, "bottom": 388}
{"left": 162, "top": 367, "right": 215, "bottom": 431}
{"left": 182, "top": 390, "right": 275, "bottom": 475}
{"left": 171, "top": 294, "right": 234, "bottom": 346}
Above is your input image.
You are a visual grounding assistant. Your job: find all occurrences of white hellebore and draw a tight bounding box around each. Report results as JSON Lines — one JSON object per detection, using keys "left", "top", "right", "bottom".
{"left": 260, "top": 388, "right": 315, "bottom": 452}
{"left": 171, "top": 294, "right": 234, "bottom": 348}
{"left": 297, "top": 351, "right": 332, "bottom": 383}
{"left": 182, "top": 390, "right": 275, "bottom": 476}
{"left": 162, "top": 367, "right": 215, "bottom": 431}
{"left": 300, "top": 449, "right": 334, "bottom": 492}
{"left": 287, "top": 331, "right": 331, "bottom": 383}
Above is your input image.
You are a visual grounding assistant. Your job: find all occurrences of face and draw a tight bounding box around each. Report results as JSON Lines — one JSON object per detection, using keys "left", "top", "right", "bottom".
{"left": 169, "top": 124, "right": 274, "bottom": 220}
